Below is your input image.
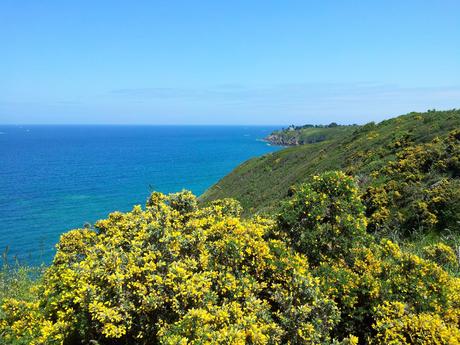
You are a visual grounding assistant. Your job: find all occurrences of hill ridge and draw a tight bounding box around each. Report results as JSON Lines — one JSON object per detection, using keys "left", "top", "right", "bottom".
{"left": 201, "top": 109, "right": 460, "bottom": 237}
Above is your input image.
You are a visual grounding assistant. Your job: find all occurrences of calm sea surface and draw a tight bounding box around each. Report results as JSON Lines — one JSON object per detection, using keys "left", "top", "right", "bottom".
{"left": 0, "top": 125, "right": 280, "bottom": 264}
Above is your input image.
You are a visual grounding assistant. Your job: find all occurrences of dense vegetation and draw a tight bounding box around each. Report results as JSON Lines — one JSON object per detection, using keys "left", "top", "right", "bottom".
{"left": 1, "top": 109, "right": 460, "bottom": 344}
{"left": 2, "top": 176, "right": 460, "bottom": 344}
{"left": 202, "top": 109, "right": 460, "bottom": 235}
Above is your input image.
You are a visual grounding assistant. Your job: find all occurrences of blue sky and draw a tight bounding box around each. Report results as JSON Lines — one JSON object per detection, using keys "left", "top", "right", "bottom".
{"left": 1, "top": 1, "right": 459, "bottom": 125}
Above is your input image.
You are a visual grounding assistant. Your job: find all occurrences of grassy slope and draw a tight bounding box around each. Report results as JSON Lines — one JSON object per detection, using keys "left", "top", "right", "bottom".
{"left": 201, "top": 109, "right": 460, "bottom": 215}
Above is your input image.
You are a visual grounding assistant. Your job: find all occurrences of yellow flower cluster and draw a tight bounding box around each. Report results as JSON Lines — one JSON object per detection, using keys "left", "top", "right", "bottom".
{"left": 277, "top": 171, "right": 369, "bottom": 266}
{"left": 1, "top": 193, "right": 337, "bottom": 344}
{"left": 423, "top": 242, "right": 458, "bottom": 267}
{"left": 372, "top": 301, "right": 460, "bottom": 344}
{"left": 1, "top": 172, "right": 460, "bottom": 344}
{"left": 277, "top": 172, "right": 460, "bottom": 343}
{"left": 364, "top": 129, "right": 460, "bottom": 235}
{"left": 315, "top": 239, "right": 460, "bottom": 342}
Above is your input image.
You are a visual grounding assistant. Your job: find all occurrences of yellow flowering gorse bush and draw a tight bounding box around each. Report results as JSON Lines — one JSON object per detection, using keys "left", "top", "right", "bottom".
{"left": 277, "top": 172, "right": 460, "bottom": 343}
{"left": 2, "top": 172, "right": 460, "bottom": 344}
{"left": 1, "top": 192, "right": 338, "bottom": 344}
{"left": 422, "top": 242, "right": 458, "bottom": 267}
{"left": 363, "top": 129, "right": 460, "bottom": 235}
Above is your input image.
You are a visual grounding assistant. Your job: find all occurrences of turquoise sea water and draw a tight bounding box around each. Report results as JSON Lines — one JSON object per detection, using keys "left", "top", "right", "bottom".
{"left": 0, "top": 125, "right": 280, "bottom": 264}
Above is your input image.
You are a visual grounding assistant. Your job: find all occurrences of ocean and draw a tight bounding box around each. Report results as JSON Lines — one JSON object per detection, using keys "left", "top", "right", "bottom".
{"left": 0, "top": 125, "right": 280, "bottom": 264}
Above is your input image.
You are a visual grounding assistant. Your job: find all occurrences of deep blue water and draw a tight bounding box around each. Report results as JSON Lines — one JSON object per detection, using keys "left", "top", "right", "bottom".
{"left": 0, "top": 125, "right": 280, "bottom": 264}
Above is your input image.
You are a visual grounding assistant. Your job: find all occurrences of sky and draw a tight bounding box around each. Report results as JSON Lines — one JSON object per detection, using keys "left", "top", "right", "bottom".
{"left": 1, "top": 0, "right": 459, "bottom": 125}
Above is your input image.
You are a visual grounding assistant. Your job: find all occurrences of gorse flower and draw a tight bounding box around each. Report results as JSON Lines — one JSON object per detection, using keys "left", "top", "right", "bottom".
{"left": 1, "top": 173, "right": 459, "bottom": 344}
{"left": 1, "top": 190, "right": 338, "bottom": 344}
{"left": 277, "top": 171, "right": 369, "bottom": 265}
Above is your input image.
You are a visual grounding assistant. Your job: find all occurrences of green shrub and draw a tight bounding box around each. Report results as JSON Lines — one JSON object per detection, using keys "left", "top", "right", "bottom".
{"left": 372, "top": 301, "right": 460, "bottom": 344}
{"left": 277, "top": 171, "right": 369, "bottom": 265}
{"left": 277, "top": 172, "right": 460, "bottom": 342}
{"left": 0, "top": 192, "right": 339, "bottom": 345}
{"left": 423, "top": 242, "right": 458, "bottom": 267}
{"left": 0, "top": 261, "right": 44, "bottom": 345}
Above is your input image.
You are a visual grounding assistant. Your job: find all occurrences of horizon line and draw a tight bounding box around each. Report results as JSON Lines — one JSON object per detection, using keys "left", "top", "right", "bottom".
{"left": 0, "top": 120, "right": 368, "bottom": 126}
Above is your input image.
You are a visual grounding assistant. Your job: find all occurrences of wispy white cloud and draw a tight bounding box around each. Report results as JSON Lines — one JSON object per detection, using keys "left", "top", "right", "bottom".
{"left": 2, "top": 83, "right": 459, "bottom": 124}
{"left": 110, "top": 83, "right": 460, "bottom": 102}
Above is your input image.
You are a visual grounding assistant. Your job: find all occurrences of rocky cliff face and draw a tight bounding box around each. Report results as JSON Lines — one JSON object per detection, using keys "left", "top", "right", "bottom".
{"left": 264, "top": 134, "right": 299, "bottom": 146}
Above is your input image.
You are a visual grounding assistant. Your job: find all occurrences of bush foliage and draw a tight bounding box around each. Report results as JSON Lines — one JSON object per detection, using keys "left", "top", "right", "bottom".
{"left": 364, "top": 129, "right": 460, "bottom": 235}
{"left": 202, "top": 109, "right": 460, "bottom": 239}
{"left": 277, "top": 171, "right": 369, "bottom": 265}
{"left": 2, "top": 172, "right": 460, "bottom": 344}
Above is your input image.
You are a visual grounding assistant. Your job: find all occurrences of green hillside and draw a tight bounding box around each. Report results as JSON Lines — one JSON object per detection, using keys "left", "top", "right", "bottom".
{"left": 201, "top": 109, "right": 460, "bottom": 236}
